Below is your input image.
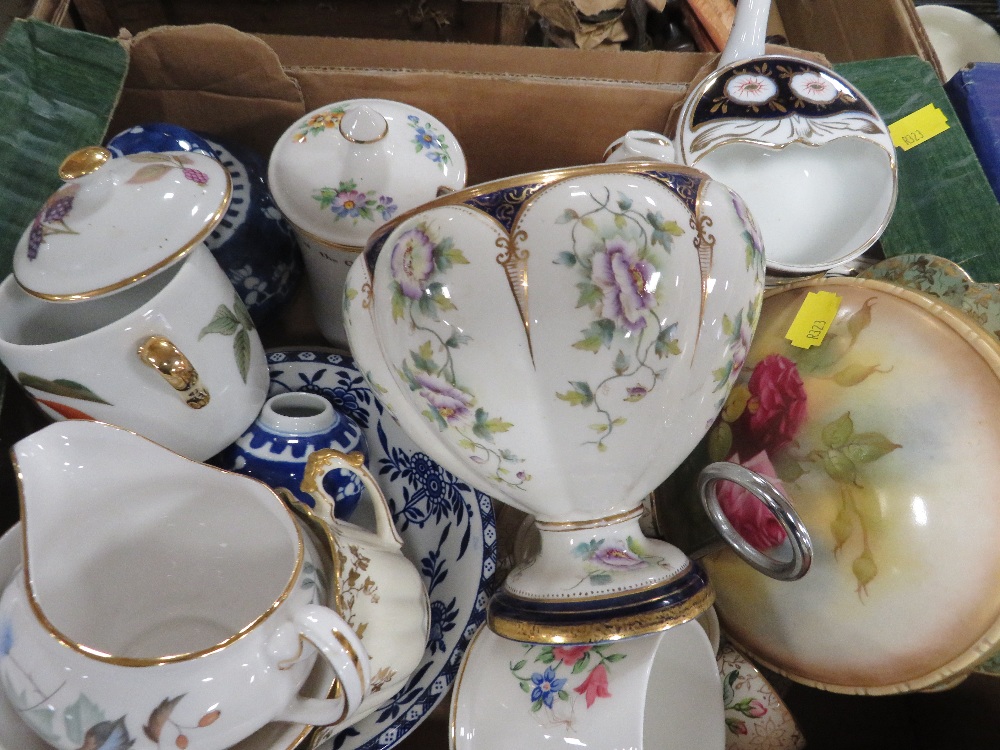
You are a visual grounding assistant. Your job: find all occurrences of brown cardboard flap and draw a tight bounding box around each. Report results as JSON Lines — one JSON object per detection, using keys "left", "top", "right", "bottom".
{"left": 108, "top": 23, "right": 306, "bottom": 155}
{"left": 291, "top": 67, "right": 686, "bottom": 183}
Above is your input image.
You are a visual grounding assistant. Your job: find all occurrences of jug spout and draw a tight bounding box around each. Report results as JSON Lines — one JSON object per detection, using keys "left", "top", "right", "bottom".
{"left": 718, "top": 0, "right": 771, "bottom": 68}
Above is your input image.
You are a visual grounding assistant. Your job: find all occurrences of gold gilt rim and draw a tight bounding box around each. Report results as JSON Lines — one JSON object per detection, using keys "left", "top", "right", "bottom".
{"left": 14, "top": 429, "right": 305, "bottom": 667}
{"left": 283, "top": 491, "right": 348, "bottom": 618}
{"left": 487, "top": 583, "right": 714, "bottom": 644}
{"left": 21, "top": 168, "right": 233, "bottom": 302}
{"left": 534, "top": 505, "right": 644, "bottom": 531}
{"left": 365, "top": 160, "right": 713, "bottom": 248}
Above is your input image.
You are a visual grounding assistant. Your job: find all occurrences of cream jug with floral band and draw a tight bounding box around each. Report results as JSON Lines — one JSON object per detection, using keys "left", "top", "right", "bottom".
{"left": 269, "top": 99, "right": 467, "bottom": 347}
{"left": 0, "top": 420, "right": 371, "bottom": 750}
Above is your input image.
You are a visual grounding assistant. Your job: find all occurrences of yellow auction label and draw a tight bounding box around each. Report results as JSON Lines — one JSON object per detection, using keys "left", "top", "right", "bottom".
{"left": 785, "top": 291, "right": 842, "bottom": 349}
{"left": 888, "top": 103, "right": 949, "bottom": 151}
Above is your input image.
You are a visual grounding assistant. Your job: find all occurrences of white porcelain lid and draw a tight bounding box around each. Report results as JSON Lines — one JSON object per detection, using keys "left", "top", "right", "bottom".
{"left": 14, "top": 146, "right": 231, "bottom": 300}
{"left": 268, "top": 98, "right": 467, "bottom": 249}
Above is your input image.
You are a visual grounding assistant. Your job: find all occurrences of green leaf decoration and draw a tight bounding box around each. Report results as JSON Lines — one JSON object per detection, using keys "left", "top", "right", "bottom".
{"left": 435, "top": 239, "right": 469, "bottom": 270}
{"left": 821, "top": 412, "right": 854, "bottom": 449}
{"left": 707, "top": 422, "right": 733, "bottom": 463}
{"left": 721, "top": 313, "right": 734, "bottom": 337}
{"left": 590, "top": 572, "right": 613, "bottom": 585}
{"left": 537, "top": 650, "right": 555, "bottom": 664}
{"left": 557, "top": 690, "right": 569, "bottom": 701}
{"left": 613, "top": 214, "right": 627, "bottom": 231}
{"left": 199, "top": 305, "right": 240, "bottom": 338}
{"left": 63, "top": 693, "right": 106, "bottom": 745}
{"left": 391, "top": 287, "right": 407, "bottom": 322}
{"left": 831, "top": 363, "right": 891, "bottom": 387}
{"left": 472, "top": 408, "right": 512, "bottom": 441}
{"left": 822, "top": 449, "right": 858, "bottom": 485}
{"left": 772, "top": 451, "right": 805, "bottom": 483}
{"left": 603, "top": 652, "right": 627, "bottom": 662}
{"left": 556, "top": 208, "right": 580, "bottom": 224}
{"left": 412, "top": 342, "right": 437, "bottom": 374}
{"left": 233, "top": 294, "right": 254, "bottom": 332}
{"left": 613, "top": 350, "right": 629, "bottom": 375}
{"left": 127, "top": 163, "right": 172, "bottom": 184}
{"left": 17, "top": 373, "right": 112, "bottom": 404}
{"left": 842, "top": 432, "right": 902, "bottom": 465}
{"left": 655, "top": 324, "right": 681, "bottom": 358}
{"left": 511, "top": 659, "right": 526, "bottom": 671}
{"left": 571, "top": 653, "right": 592, "bottom": 673}
{"left": 555, "top": 251, "right": 577, "bottom": 266}
{"left": 531, "top": 699, "right": 543, "bottom": 713}
{"left": 626, "top": 535, "right": 644, "bottom": 555}
{"left": 573, "top": 319, "right": 616, "bottom": 353}
{"left": 520, "top": 681, "right": 531, "bottom": 693}
{"left": 233, "top": 328, "right": 251, "bottom": 383}
{"left": 847, "top": 297, "right": 876, "bottom": 343}
{"left": 617, "top": 193, "right": 633, "bottom": 212}
{"left": 581, "top": 216, "right": 598, "bottom": 232}
{"left": 445, "top": 331, "right": 472, "bottom": 349}
{"left": 576, "top": 281, "right": 603, "bottom": 309}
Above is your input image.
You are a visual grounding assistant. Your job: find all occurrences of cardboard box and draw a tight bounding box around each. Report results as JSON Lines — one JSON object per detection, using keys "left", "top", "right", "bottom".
{"left": 9, "top": 4, "right": 1000, "bottom": 750}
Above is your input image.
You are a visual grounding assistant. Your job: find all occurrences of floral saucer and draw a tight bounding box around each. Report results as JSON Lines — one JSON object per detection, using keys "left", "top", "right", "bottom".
{"left": 262, "top": 348, "right": 497, "bottom": 750}
{"left": 0, "top": 521, "right": 336, "bottom": 750}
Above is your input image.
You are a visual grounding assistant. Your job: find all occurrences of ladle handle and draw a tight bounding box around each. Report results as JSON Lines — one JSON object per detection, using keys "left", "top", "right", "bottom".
{"left": 697, "top": 461, "right": 812, "bottom": 581}
{"left": 301, "top": 449, "right": 404, "bottom": 548}
{"left": 718, "top": 0, "right": 771, "bottom": 68}
{"left": 274, "top": 604, "right": 371, "bottom": 726}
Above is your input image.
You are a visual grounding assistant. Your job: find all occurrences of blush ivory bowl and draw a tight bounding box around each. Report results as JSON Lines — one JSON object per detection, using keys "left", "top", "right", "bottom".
{"left": 344, "top": 160, "right": 769, "bottom": 643}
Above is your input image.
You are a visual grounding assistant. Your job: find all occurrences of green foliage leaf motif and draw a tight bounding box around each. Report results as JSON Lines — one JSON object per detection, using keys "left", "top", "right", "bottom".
{"left": 472, "top": 408, "right": 513, "bottom": 442}
{"left": 821, "top": 412, "right": 855, "bottom": 449}
{"left": 62, "top": 693, "right": 106, "bottom": 745}
{"left": 573, "top": 319, "right": 616, "bottom": 353}
{"left": 233, "top": 329, "right": 251, "bottom": 383}
{"left": 199, "top": 305, "right": 240, "bottom": 338}
{"left": 555, "top": 251, "right": 577, "bottom": 266}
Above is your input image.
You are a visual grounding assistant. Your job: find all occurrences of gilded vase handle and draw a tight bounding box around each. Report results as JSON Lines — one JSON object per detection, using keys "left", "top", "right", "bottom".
{"left": 137, "top": 335, "right": 210, "bottom": 409}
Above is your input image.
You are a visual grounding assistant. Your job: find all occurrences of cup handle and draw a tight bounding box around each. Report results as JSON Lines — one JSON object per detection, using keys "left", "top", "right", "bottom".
{"left": 603, "top": 129, "right": 676, "bottom": 164}
{"left": 273, "top": 604, "right": 372, "bottom": 727}
{"left": 137, "top": 335, "right": 210, "bottom": 409}
{"left": 697, "top": 461, "right": 812, "bottom": 581}
{"left": 301, "top": 449, "right": 404, "bottom": 548}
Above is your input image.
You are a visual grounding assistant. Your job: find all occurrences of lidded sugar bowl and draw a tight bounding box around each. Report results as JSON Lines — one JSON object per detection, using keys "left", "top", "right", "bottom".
{"left": 268, "top": 98, "right": 467, "bottom": 347}
{"left": 0, "top": 145, "right": 269, "bottom": 461}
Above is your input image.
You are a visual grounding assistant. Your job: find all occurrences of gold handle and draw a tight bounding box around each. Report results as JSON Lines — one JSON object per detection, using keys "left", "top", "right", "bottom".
{"left": 137, "top": 335, "right": 210, "bottom": 409}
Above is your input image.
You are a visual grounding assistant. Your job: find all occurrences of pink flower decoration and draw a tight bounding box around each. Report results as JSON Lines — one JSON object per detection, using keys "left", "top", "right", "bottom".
{"left": 574, "top": 663, "right": 612, "bottom": 708}
{"left": 552, "top": 645, "right": 592, "bottom": 666}
{"left": 391, "top": 228, "right": 436, "bottom": 299}
{"left": 593, "top": 546, "right": 646, "bottom": 569}
{"left": 591, "top": 237, "right": 656, "bottom": 333}
{"left": 717, "top": 451, "right": 788, "bottom": 551}
{"left": 747, "top": 699, "right": 768, "bottom": 718}
{"left": 414, "top": 372, "right": 474, "bottom": 424}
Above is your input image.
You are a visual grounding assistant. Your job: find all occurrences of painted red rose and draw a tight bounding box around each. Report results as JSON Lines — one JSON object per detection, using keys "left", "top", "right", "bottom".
{"left": 740, "top": 353, "right": 806, "bottom": 455}
{"left": 717, "top": 451, "right": 788, "bottom": 551}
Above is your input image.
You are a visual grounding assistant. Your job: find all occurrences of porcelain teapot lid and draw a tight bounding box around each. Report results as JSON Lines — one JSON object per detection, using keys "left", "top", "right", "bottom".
{"left": 13, "top": 146, "right": 231, "bottom": 300}
{"left": 268, "top": 98, "right": 467, "bottom": 249}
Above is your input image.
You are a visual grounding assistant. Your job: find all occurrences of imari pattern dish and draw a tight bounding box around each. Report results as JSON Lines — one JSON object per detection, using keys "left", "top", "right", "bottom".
{"left": 262, "top": 349, "right": 498, "bottom": 750}
{"left": 344, "top": 160, "right": 767, "bottom": 643}
{"left": 700, "top": 276, "right": 1000, "bottom": 694}
{"left": 607, "top": 0, "right": 897, "bottom": 275}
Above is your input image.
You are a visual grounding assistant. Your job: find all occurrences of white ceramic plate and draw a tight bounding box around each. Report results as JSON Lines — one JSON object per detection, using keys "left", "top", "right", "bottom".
{"left": 0, "top": 521, "right": 336, "bottom": 750}
{"left": 917, "top": 4, "right": 1000, "bottom": 80}
{"left": 264, "top": 348, "right": 497, "bottom": 750}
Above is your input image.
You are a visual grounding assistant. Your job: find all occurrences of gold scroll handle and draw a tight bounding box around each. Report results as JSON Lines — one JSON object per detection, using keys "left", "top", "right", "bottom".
{"left": 137, "top": 336, "right": 210, "bottom": 409}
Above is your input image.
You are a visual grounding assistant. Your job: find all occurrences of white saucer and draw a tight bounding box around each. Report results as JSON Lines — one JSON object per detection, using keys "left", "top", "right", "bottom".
{"left": 0, "top": 521, "right": 335, "bottom": 750}
{"left": 917, "top": 4, "right": 1000, "bottom": 80}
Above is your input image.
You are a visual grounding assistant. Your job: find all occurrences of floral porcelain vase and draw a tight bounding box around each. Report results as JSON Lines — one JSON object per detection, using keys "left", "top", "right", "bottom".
{"left": 218, "top": 391, "right": 369, "bottom": 519}
{"left": 345, "top": 161, "right": 770, "bottom": 643}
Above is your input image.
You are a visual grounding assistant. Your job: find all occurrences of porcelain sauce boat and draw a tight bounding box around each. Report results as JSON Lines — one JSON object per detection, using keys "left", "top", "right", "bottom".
{"left": 0, "top": 420, "right": 371, "bottom": 750}
{"left": 605, "top": 0, "right": 897, "bottom": 274}
{"left": 345, "top": 161, "right": 776, "bottom": 643}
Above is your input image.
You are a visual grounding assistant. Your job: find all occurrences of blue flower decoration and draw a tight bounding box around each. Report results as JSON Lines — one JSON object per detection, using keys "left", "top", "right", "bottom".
{"left": 530, "top": 667, "right": 566, "bottom": 708}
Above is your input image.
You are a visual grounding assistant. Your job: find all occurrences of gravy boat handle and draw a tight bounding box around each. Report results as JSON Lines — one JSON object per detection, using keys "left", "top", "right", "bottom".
{"left": 272, "top": 604, "right": 372, "bottom": 726}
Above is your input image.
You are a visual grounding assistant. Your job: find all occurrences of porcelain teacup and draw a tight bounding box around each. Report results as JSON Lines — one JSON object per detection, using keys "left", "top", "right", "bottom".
{"left": 450, "top": 619, "right": 724, "bottom": 750}
{"left": 0, "top": 146, "right": 269, "bottom": 461}
{"left": 0, "top": 420, "right": 371, "bottom": 750}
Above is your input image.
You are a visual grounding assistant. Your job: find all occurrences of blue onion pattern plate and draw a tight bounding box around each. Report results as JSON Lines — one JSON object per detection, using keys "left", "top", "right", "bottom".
{"left": 264, "top": 348, "right": 497, "bottom": 750}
